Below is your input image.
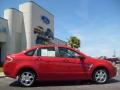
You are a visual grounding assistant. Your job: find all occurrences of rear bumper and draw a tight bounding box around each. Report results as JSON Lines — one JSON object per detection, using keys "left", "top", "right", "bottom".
{"left": 3, "top": 62, "right": 16, "bottom": 78}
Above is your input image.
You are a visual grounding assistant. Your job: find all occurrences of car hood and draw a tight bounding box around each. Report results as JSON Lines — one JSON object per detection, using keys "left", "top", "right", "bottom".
{"left": 86, "top": 56, "right": 109, "bottom": 64}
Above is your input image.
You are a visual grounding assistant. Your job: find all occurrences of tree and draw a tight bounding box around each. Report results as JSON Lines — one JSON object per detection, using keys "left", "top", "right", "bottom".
{"left": 68, "top": 36, "right": 80, "bottom": 48}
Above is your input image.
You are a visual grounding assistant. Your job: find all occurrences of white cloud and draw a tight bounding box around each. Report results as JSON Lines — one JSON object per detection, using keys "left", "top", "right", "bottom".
{"left": 67, "top": 26, "right": 120, "bottom": 57}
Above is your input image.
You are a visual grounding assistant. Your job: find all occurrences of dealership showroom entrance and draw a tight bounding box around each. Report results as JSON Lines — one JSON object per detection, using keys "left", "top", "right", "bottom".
{"left": 0, "top": 43, "right": 6, "bottom": 66}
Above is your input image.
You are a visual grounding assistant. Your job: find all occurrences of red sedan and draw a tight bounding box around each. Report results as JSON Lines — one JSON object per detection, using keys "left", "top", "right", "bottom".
{"left": 3, "top": 45, "right": 117, "bottom": 87}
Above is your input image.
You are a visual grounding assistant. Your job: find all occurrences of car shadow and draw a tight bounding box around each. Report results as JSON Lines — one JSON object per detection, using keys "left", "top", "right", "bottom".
{"left": 107, "top": 79, "right": 120, "bottom": 84}
{"left": 9, "top": 79, "right": 120, "bottom": 87}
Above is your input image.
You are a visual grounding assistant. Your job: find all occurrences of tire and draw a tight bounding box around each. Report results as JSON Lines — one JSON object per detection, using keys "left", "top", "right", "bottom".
{"left": 18, "top": 70, "right": 35, "bottom": 87}
{"left": 92, "top": 68, "right": 109, "bottom": 84}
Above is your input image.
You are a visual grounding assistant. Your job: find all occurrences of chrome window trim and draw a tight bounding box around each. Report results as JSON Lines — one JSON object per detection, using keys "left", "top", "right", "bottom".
{"left": 33, "top": 48, "right": 39, "bottom": 56}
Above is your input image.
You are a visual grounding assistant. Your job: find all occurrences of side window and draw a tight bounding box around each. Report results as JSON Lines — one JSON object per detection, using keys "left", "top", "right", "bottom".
{"left": 37, "top": 47, "right": 56, "bottom": 57}
{"left": 58, "top": 48, "right": 80, "bottom": 58}
{"left": 25, "top": 49, "right": 36, "bottom": 56}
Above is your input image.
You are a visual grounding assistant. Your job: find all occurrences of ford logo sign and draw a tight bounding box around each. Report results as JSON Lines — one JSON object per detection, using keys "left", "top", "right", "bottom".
{"left": 41, "top": 16, "right": 50, "bottom": 24}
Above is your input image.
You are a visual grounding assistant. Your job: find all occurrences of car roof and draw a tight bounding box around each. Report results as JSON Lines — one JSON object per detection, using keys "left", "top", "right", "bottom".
{"left": 31, "top": 44, "right": 80, "bottom": 53}
{"left": 23, "top": 44, "right": 86, "bottom": 57}
{"left": 32, "top": 44, "right": 70, "bottom": 48}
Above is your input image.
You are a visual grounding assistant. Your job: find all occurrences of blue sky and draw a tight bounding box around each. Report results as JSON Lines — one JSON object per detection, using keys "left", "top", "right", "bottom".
{"left": 0, "top": 0, "right": 120, "bottom": 57}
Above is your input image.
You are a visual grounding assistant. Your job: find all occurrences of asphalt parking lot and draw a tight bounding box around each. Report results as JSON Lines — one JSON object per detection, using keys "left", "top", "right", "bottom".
{"left": 0, "top": 64, "right": 120, "bottom": 90}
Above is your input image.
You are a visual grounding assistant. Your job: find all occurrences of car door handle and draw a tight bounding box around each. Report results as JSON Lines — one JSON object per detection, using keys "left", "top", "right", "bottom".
{"left": 63, "top": 60, "right": 69, "bottom": 62}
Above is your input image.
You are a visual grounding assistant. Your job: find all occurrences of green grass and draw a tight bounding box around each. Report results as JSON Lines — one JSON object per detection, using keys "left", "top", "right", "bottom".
{"left": 0, "top": 67, "right": 3, "bottom": 72}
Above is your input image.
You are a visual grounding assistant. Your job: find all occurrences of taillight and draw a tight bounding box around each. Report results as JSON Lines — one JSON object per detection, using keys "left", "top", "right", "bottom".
{"left": 6, "top": 56, "right": 14, "bottom": 62}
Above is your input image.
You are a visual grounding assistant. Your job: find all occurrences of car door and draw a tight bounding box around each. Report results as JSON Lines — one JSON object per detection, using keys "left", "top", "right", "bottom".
{"left": 36, "top": 46, "right": 69, "bottom": 80}
{"left": 57, "top": 47, "right": 89, "bottom": 80}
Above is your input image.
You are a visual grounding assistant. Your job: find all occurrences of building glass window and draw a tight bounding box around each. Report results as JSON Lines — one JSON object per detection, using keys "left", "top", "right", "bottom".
{"left": 36, "top": 36, "right": 45, "bottom": 44}
{"left": 44, "top": 28, "right": 54, "bottom": 39}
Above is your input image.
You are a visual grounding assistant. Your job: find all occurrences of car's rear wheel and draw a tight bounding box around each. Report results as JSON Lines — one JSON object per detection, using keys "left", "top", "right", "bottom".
{"left": 18, "top": 70, "right": 35, "bottom": 87}
{"left": 92, "top": 68, "right": 109, "bottom": 84}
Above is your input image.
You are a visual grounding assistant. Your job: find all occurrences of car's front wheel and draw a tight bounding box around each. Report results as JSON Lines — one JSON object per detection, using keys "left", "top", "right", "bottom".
{"left": 92, "top": 68, "right": 109, "bottom": 84}
{"left": 18, "top": 70, "right": 35, "bottom": 87}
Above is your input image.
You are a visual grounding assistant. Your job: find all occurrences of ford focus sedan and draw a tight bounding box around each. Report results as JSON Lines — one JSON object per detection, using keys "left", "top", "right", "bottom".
{"left": 3, "top": 45, "right": 117, "bottom": 87}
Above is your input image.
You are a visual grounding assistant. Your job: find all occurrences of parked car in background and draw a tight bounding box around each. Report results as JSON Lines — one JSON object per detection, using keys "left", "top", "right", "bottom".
{"left": 3, "top": 45, "right": 117, "bottom": 87}
{"left": 105, "top": 57, "right": 120, "bottom": 64}
{"left": 98, "top": 56, "right": 120, "bottom": 64}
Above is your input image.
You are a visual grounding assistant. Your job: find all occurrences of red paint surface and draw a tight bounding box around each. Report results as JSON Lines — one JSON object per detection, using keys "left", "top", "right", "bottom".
{"left": 3, "top": 45, "right": 117, "bottom": 81}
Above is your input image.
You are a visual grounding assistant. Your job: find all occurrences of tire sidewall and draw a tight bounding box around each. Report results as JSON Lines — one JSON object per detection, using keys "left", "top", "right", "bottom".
{"left": 92, "top": 69, "right": 108, "bottom": 84}
{"left": 18, "top": 70, "right": 35, "bottom": 87}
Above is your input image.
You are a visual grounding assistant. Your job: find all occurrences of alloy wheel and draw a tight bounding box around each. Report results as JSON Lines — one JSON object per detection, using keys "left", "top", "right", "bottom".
{"left": 93, "top": 69, "right": 108, "bottom": 84}
{"left": 18, "top": 71, "right": 35, "bottom": 87}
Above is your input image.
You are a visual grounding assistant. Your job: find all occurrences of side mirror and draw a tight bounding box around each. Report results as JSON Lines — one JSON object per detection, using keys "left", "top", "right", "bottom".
{"left": 79, "top": 56, "right": 85, "bottom": 60}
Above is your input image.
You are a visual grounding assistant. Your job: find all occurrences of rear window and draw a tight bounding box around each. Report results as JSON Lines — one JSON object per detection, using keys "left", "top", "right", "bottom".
{"left": 25, "top": 49, "right": 36, "bottom": 56}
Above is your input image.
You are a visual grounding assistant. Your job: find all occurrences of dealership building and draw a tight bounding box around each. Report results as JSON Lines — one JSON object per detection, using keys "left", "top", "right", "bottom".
{"left": 0, "top": 1, "right": 66, "bottom": 65}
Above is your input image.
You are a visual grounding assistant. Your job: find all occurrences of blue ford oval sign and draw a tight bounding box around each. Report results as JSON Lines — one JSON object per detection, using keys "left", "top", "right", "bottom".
{"left": 41, "top": 16, "right": 50, "bottom": 24}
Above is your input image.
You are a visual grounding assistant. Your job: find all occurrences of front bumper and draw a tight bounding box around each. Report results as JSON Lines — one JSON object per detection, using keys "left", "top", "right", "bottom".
{"left": 109, "top": 65, "right": 117, "bottom": 78}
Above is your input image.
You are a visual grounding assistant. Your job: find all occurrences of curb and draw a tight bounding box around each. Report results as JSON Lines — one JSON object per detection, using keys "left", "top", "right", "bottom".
{"left": 0, "top": 72, "right": 5, "bottom": 78}
{"left": 0, "top": 76, "right": 5, "bottom": 78}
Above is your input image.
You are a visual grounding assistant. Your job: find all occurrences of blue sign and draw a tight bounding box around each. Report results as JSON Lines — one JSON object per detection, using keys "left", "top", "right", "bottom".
{"left": 41, "top": 16, "right": 50, "bottom": 24}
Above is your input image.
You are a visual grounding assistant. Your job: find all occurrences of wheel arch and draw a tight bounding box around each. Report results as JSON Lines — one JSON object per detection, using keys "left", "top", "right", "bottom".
{"left": 92, "top": 66, "right": 110, "bottom": 79}
{"left": 16, "top": 67, "right": 38, "bottom": 78}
